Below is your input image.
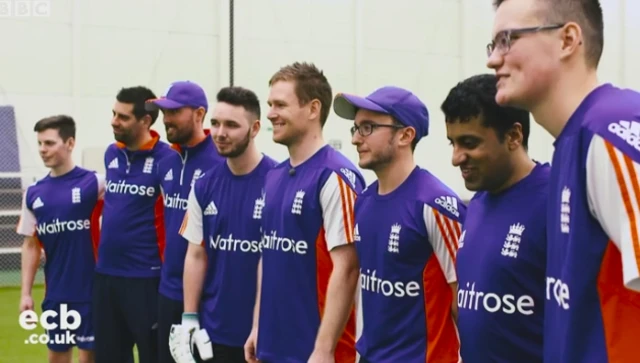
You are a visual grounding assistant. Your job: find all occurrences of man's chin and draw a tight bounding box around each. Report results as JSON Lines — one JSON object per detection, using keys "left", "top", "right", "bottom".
{"left": 463, "top": 180, "right": 483, "bottom": 192}
{"left": 218, "top": 148, "right": 243, "bottom": 158}
{"left": 167, "top": 134, "right": 189, "bottom": 145}
{"left": 495, "top": 90, "right": 513, "bottom": 107}
{"left": 272, "top": 131, "right": 296, "bottom": 147}
{"left": 358, "top": 159, "right": 377, "bottom": 171}
{"left": 495, "top": 89, "right": 528, "bottom": 110}
{"left": 113, "top": 133, "right": 129, "bottom": 144}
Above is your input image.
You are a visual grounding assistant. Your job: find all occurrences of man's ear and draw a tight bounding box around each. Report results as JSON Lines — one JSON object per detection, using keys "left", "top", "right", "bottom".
{"left": 66, "top": 137, "right": 76, "bottom": 151}
{"left": 140, "top": 114, "right": 153, "bottom": 129}
{"left": 506, "top": 123, "right": 524, "bottom": 150}
{"left": 399, "top": 127, "right": 416, "bottom": 149}
{"left": 558, "top": 22, "right": 583, "bottom": 62}
{"left": 196, "top": 107, "right": 207, "bottom": 124}
{"left": 308, "top": 99, "right": 321, "bottom": 122}
{"left": 251, "top": 119, "right": 261, "bottom": 138}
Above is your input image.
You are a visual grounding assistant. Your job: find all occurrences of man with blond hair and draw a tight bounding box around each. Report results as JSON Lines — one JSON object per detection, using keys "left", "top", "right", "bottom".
{"left": 244, "top": 62, "right": 365, "bottom": 363}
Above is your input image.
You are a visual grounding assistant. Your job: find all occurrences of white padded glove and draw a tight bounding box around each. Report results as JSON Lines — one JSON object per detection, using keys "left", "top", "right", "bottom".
{"left": 169, "top": 313, "right": 214, "bottom": 362}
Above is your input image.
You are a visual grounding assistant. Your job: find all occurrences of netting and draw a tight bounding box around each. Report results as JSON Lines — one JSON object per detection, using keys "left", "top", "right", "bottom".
{"left": 0, "top": 106, "right": 44, "bottom": 287}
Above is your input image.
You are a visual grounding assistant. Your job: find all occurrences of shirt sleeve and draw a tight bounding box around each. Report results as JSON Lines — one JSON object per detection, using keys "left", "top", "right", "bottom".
{"left": 319, "top": 171, "right": 358, "bottom": 251}
{"left": 179, "top": 186, "right": 204, "bottom": 246}
{"left": 16, "top": 189, "right": 36, "bottom": 237}
{"left": 423, "top": 203, "right": 462, "bottom": 283}
{"left": 586, "top": 134, "right": 640, "bottom": 292}
{"left": 95, "top": 173, "right": 106, "bottom": 200}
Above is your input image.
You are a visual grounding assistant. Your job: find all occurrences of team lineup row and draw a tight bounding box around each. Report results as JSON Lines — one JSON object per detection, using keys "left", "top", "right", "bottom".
{"left": 17, "top": 1, "right": 640, "bottom": 363}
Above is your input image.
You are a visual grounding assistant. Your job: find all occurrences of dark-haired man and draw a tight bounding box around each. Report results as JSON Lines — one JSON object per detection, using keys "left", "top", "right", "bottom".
{"left": 18, "top": 115, "right": 104, "bottom": 363}
{"left": 488, "top": 1, "right": 640, "bottom": 361}
{"left": 171, "top": 86, "right": 277, "bottom": 363}
{"left": 145, "top": 81, "right": 224, "bottom": 363}
{"left": 442, "top": 74, "right": 548, "bottom": 362}
{"left": 94, "top": 86, "right": 174, "bottom": 363}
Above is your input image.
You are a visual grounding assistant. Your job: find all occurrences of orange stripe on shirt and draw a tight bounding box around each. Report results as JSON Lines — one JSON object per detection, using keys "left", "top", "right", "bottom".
{"left": 605, "top": 142, "right": 640, "bottom": 273}
{"left": 597, "top": 241, "right": 640, "bottom": 363}
{"left": 432, "top": 210, "right": 457, "bottom": 263}
{"left": 154, "top": 195, "right": 166, "bottom": 262}
{"left": 624, "top": 155, "right": 640, "bottom": 213}
{"left": 443, "top": 216, "right": 461, "bottom": 249}
{"left": 178, "top": 212, "right": 189, "bottom": 235}
{"left": 451, "top": 218, "right": 461, "bottom": 237}
{"left": 314, "top": 228, "right": 357, "bottom": 363}
{"left": 90, "top": 200, "right": 104, "bottom": 262}
{"left": 423, "top": 254, "right": 460, "bottom": 362}
{"left": 336, "top": 176, "right": 356, "bottom": 243}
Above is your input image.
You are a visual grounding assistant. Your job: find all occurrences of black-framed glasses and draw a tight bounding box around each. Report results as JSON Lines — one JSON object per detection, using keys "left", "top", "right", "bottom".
{"left": 486, "top": 24, "right": 565, "bottom": 57}
{"left": 350, "top": 123, "right": 404, "bottom": 137}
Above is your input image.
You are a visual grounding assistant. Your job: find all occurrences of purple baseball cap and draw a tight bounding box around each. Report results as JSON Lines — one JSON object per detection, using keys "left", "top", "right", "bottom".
{"left": 145, "top": 81, "right": 208, "bottom": 111}
{"left": 333, "top": 86, "right": 429, "bottom": 140}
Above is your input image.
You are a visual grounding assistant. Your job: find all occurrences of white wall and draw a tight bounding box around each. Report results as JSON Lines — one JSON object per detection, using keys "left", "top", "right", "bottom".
{"left": 1, "top": 0, "right": 638, "bottom": 199}
{"left": 0, "top": 0, "right": 222, "bottom": 178}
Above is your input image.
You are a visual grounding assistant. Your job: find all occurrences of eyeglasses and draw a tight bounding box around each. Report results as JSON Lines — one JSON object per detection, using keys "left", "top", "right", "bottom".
{"left": 486, "top": 24, "right": 565, "bottom": 57}
{"left": 350, "top": 123, "right": 405, "bottom": 137}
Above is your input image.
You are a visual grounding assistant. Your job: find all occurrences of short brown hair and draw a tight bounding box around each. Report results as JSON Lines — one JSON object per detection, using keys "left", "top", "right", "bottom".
{"left": 494, "top": 0, "right": 603, "bottom": 68}
{"left": 269, "top": 62, "right": 333, "bottom": 127}
{"left": 34, "top": 115, "right": 76, "bottom": 141}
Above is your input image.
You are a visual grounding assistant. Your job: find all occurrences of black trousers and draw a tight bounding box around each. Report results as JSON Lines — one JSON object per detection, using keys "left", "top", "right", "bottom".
{"left": 158, "top": 293, "right": 184, "bottom": 363}
{"left": 93, "top": 272, "right": 159, "bottom": 363}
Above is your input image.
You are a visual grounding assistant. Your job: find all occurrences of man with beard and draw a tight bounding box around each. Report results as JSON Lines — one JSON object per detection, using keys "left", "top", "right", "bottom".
{"left": 145, "top": 81, "right": 224, "bottom": 363}
{"left": 333, "top": 86, "right": 465, "bottom": 363}
{"left": 94, "top": 86, "right": 174, "bottom": 363}
{"left": 169, "top": 86, "right": 276, "bottom": 363}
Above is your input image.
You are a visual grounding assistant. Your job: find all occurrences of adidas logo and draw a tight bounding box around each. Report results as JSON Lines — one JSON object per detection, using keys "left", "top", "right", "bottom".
{"left": 435, "top": 196, "right": 460, "bottom": 217}
{"left": 608, "top": 120, "right": 640, "bottom": 151}
{"left": 204, "top": 201, "right": 218, "bottom": 216}
{"left": 32, "top": 197, "right": 44, "bottom": 209}
{"left": 108, "top": 158, "right": 119, "bottom": 169}
{"left": 340, "top": 168, "right": 357, "bottom": 188}
{"left": 164, "top": 169, "right": 173, "bottom": 181}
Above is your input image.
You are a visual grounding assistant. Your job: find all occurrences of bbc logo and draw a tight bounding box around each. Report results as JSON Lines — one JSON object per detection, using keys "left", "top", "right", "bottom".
{"left": 0, "top": 0, "right": 50, "bottom": 17}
